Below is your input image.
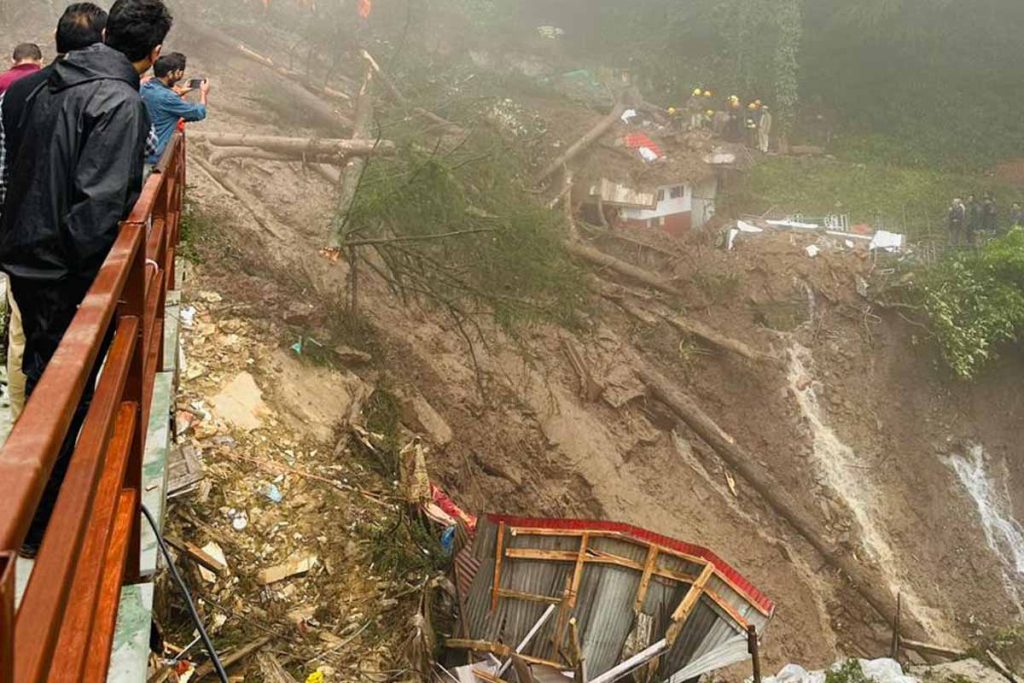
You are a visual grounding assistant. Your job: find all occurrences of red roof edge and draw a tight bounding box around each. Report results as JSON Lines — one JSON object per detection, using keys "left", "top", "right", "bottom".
{"left": 485, "top": 514, "right": 775, "bottom": 616}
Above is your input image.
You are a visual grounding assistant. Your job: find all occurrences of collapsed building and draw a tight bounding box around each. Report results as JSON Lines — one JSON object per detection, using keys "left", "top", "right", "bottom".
{"left": 445, "top": 515, "right": 773, "bottom": 683}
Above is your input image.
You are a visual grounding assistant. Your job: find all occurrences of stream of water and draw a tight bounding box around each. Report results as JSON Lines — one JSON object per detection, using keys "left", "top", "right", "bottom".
{"left": 946, "top": 445, "right": 1024, "bottom": 611}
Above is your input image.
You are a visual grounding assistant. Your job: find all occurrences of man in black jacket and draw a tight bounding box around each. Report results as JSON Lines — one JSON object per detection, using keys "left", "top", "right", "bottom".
{"left": 0, "top": 0, "right": 173, "bottom": 556}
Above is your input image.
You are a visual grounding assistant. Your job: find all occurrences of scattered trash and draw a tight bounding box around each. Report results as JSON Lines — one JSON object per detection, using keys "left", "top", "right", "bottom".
{"left": 180, "top": 305, "right": 197, "bottom": 328}
{"left": 805, "top": 245, "right": 821, "bottom": 258}
{"left": 231, "top": 510, "right": 249, "bottom": 531}
{"left": 262, "top": 482, "right": 284, "bottom": 504}
{"left": 257, "top": 553, "right": 318, "bottom": 585}
{"left": 198, "top": 541, "right": 228, "bottom": 583}
{"left": 637, "top": 146, "right": 659, "bottom": 163}
{"left": 305, "top": 670, "right": 326, "bottom": 683}
{"left": 441, "top": 526, "right": 456, "bottom": 555}
{"left": 620, "top": 108, "right": 638, "bottom": 124}
{"left": 761, "top": 658, "right": 926, "bottom": 683}
{"left": 536, "top": 25, "right": 565, "bottom": 39}
{"left": 870, "top": 229, "right": 905, "bottom": 253}
{"left": 291, "top": 336, "right": 325, "bottom": 356}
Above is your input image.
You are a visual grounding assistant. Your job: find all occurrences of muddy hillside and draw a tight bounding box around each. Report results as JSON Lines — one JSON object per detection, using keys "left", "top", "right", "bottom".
{"left": 5, "top": 1, "right": 1024, "bottom": 681}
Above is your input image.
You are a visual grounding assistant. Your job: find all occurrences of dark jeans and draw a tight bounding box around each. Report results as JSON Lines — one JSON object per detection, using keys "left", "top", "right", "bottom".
{"left": 11, "top": 276, "right": 110, "bottom": 549}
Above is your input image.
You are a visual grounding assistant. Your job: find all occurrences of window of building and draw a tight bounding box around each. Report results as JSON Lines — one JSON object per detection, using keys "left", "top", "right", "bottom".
{"left": 656, "top": 189, "right": 666, "bottom": 202}
{"left": 670, "top": 185, "right": 685, "bottom": 199}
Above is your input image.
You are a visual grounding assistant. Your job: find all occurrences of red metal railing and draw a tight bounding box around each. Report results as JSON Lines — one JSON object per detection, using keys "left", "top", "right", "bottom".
{"left": 0, "top": 132, "right": 186, "bottom": 683}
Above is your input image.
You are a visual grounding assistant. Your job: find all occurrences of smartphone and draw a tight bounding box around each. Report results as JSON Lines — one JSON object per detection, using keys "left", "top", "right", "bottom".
{"left": 187, "top": 78, "right": 205, "bottom": 89}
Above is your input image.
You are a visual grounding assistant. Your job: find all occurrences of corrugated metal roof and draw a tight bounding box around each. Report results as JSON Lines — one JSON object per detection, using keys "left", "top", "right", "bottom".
{"left": 456, "top": 516, "right": 773, "bottom": 683}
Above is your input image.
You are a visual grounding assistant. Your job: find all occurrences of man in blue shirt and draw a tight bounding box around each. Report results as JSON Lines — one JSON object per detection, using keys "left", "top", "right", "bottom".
{"left": 141, "top": 52, "right": 209, "bottom": 165}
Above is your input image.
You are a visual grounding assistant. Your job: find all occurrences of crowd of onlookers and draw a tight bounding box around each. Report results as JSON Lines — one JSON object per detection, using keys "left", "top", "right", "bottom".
{"left": 947, "top": 194, "right": 1024, "bottom": 247}
{"left": 0, "top": 0, "right": 211, "bottom": 558}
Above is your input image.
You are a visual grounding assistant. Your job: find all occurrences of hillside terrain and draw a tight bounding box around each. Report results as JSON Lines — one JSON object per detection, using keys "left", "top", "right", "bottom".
{"left": 4, "top": 2, "right": 1024, "bottom": 681}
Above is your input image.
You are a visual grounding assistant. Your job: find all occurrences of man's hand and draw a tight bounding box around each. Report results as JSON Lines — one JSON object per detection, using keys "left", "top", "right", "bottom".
{"left": 199, "top": 79, "right": 211, "bottom": 95}
{"left": 172, "top": 84, "right": 193, "bottom": 96}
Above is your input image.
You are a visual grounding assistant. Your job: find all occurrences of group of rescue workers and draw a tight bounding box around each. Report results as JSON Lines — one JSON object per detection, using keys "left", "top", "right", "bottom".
{"left": 667, "top": 88, "right": 774, "bottom": 153}
{"left": 946, "top": 194, "right": 1024, "bottom": 247}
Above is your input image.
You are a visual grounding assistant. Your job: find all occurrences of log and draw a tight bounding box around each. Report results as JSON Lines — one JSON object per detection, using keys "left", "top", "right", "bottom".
{"left": 565, "top": 238, "right": 682, "bottom": 298}
{"left": 638, "top": 365, "right": 929, "bottom": 642}
{"left": 987, "top": 650, "right": 1022, "bottom": 683}
{"left": 178, "top": 18, "right": 353, "bottom": 131}
{"left": 360, "top": 50, "right": 464, "bottom": 132}
{"left": 327, "top": 64, "right": 375, "bottom": 249}
{"left": 895, "top": 639, "right": 966, "bottom": 660}
{"left": 206, "top": 145, "right": 348, "bottom": 166}
{"left": 187, "top": 132, "right": 393, "bottom": 158}
{"left": 194, "top": 636, "right": 271, "bottom": 680}
{"left": 660, "top": 311, "right": 777, "bottom": 364}
{"left": 192, "top": 154, "right": 288, "bottom": 240}
{"left": 536, "top": 102, "right": 627, "bottom": 184}
{"left": 312, "top": 163, "right": 342, "bottom": 185}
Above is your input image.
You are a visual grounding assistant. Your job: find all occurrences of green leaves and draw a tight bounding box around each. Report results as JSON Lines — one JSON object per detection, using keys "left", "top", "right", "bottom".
{"left": 918, "top": 230, "right": 1024, "bottom": 379}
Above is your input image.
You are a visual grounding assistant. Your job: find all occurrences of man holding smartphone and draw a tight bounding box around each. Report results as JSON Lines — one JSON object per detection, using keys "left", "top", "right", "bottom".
{"left": 141, "top": 51, "right": 209, "bottom": 166}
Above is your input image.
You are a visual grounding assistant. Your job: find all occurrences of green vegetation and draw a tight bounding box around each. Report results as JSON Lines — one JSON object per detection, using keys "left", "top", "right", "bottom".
{"left": 725, "top": 156, "right": 1024, "bottom": 241}
{"left": 916, "top": 230, "right": 1024, "bottom": 379}
{"left": 177, "top": 196, "right": 219, "bottom": 263}
{"left": 824, "top": 659, "right": 874, "bottom": 683}
{"left": 343, "top": 128, "right": 587, "bottom": 333}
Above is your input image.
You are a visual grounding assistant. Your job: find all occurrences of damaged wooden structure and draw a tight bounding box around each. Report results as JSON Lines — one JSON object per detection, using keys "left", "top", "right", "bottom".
{"left": 448, "top": 516, "right": 773, "bottom": 683}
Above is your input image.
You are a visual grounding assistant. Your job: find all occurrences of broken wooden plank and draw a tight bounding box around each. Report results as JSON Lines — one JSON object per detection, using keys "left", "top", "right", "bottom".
{"left": 491, "top": 522, "right": 506, "bottom": 610}
{"left": 256, "top": 652, "right": 299, "bottom": 683}
{"left": 897, "top": 639, "right": 967, "bottom": 660}
{"left": 164, "top": 537, "right": 227, "bottom": 577}
{"left": 194, "top": 636, "right": 271, "bottom": 680}
{"left": 257, "top": 554, "right": 318, "bottom": 585}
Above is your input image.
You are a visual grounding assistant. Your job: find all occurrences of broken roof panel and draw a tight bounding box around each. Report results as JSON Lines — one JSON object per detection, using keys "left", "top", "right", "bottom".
{"left": 454, "top": 515, "right": 774, "bottom": 683}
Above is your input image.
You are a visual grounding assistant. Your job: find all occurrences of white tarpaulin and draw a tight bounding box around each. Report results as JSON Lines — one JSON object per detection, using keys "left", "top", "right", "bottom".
{"left": 870, "top": 230, "right": 905, "bottom": 252}
{"left": 760, "top": 658, "right": 917, "bottom": 683}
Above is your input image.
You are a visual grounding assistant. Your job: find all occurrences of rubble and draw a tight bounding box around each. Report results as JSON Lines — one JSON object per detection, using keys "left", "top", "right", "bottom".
{"left": 399, "top": 393, "right": 454, "bottom": 447}
{"left": 257, "top": 554, "right": 319, "bottom": 585}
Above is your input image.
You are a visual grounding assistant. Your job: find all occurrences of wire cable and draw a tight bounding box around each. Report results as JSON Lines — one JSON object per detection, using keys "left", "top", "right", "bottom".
{"left": 141, "top": 503, "right": 229, "bottom": 683}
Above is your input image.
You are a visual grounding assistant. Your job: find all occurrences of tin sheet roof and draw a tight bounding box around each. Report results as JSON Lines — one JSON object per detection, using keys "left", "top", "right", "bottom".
{"left": 456, "top": 515, "right": 774, "bottom": 683}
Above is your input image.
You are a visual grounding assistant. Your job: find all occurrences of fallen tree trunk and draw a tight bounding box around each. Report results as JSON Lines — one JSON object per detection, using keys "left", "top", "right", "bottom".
{"left": 328, "top": 64, "right": 375, "bottom": 250}
{"left": 206, "top": 145, "right": 349, "bottom": 166}
{"left": 536, "top": 102, "right": 626, "bottom": 185}
{"left": 897, "top": 640, "right": 966, "bottom": 660}
{"left": 639, "top": 366, "right": 929, "bottom": 642}
{"left": 565, "top": 239, "right": 683, "bottom": 298}
{"left": 178, "top": 18, "right": 353, "bottom": 131}
{"left": 187, "top": 132, "right": 393, "bottom": 157}
{"left": 660, "top": 311, "right": 777, "bottom": 364}
{"left": 360, "top": 50, "right": 464, "bottom": 133}
{"left": 193, "top": 155, "right": 287, "bottom": 240}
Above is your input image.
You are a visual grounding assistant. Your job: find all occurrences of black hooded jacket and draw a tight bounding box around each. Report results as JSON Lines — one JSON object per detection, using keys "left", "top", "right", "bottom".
{"left": 0, "top": 43, "right": 150, "bottom": 283}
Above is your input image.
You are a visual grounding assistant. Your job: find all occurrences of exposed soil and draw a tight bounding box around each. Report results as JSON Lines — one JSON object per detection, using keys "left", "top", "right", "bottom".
{"left": 5, "top": 5, "right": 1024, "bottom": 681}
{"left": 171, "top": 16, "right": 1024, "bottom": 679}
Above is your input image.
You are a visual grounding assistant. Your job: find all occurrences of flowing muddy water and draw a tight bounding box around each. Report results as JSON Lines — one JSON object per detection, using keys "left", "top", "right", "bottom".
{"left": 946, "top": 445, "right": 1024, "bottom": 614}
{"left": 787, "top": 343, "right": 941, "bottom": 635}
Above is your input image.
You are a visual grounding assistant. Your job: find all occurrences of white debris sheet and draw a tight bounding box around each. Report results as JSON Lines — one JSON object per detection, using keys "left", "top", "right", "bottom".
{"left": 870, "top": 229, "right": 906, "bottom": 252}
{"left": 759, "top": 658, "right": 916, "bottom": 683}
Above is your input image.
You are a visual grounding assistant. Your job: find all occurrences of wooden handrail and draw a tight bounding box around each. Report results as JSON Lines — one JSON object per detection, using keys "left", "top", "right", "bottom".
{"left": 0, "top": 132, "right": 187, "bottom": 683}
